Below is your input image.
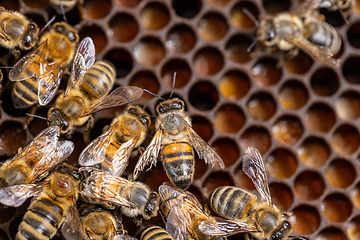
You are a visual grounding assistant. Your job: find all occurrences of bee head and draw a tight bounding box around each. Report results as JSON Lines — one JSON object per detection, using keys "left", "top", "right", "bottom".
{"left": 127, "top": 106, "right": 151, "bottom": 127}
{"left": 258, "top": 17, "right": 276, "bottom": 46}
{"left": 270, "top": 220, "right": 292, "bottom": 240}
{"left": 156, "top": 98, "right": 184, "bottom": 115}
{"left": 47, "top": 107, "right": 70, "bottom": 133}
{"left": 53, "top": 22, "right": 79, "bottom": 43}
{"left": 144, "top": 192, "right": 160, "bottom": 219}
{"left": 22, "top": 22, "right": 39, "bottom": 50}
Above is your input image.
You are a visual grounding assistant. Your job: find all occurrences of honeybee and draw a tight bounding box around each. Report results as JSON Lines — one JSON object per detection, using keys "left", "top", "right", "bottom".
{"left": 50, "top": 0, "right": 79, "bottom": 14}
{"left": 133, "top": 98, "right": 225, "bottom": 190}
{"left": 140, "top": 226, "right": 174, "bottom": 240}
{"left": 300, "top": 0, "right": 353, "bottom": 15}
{"left": 0, "top": 7, "right": 39, "bottom": 51}
{"left": 209, "top": 147, "right": 302, "bottom": 240}
{"left": 10, "top": 21, "right": 80, "bottom": 109}
{"left": 78, "top": 105, "right": 150, "bottom": 176}
{"left": 0, "top": 126, "right": 74, "bottom": 190}
{"left": 80, "top": 168, "right": 160, "bottom": 225}
{"left": 159, "top": 183, "right": 258, "bottom": 240}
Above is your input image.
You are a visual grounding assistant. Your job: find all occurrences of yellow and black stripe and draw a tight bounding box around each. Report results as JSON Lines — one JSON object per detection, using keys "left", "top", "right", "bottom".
{"left": 141, "top": 226, "right": 174, "bottom": 240}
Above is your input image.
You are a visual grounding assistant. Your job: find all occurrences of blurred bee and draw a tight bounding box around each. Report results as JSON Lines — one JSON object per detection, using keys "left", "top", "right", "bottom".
{"left": 300, "top": 0, "right": 353, "bottom": 19}
{"left": 0, "top": 126, "right": 74, "bottom": 190}
{"left": 78, "top": 105, "right": 150, "bottom": 176}
{"left": 209, "top": 147, "right": 305, "bottom": 240}
{"left": 80, "top": 168, "right": 160, "bottom": 225}
{"left": 9, "top": 21, "right": 80, "bottom": 109}
{"left": 158, "top": 183, "right": 258, "bottom": 240}
{"left": 0, "top": 6, "right": 39, "bottom": 51}
{"left": 132, "top": 97, "right": 225, "bottom": 190}
{"left": 140, "top": 226, "right": 174, "bottom": 240}
{"left": 50, "top": 0, "right": 79, "bottom": 14}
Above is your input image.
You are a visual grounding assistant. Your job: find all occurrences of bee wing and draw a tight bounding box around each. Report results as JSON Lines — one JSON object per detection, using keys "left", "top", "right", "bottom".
{"left": 132, "top": 129, "right": 162, "bottom": 180}
{"left": 37, "top": 62, "right": 64, "bottom": 106}
{"left": 83, "top": 86, "right": 144, "bottom": 116}
{"left": 112, "top": 236, "right": 138, "bottom": 240}
{"left": 242, "top": 147, "right": 272, "bottom": 206}
{"left": 166, "top": 205, "right": 190, "bottom": 240}
{"left": 0, "top": 181, "right": 47, "bottom": 207}
{"left": 61, "top": 199, "right": 84, "bottom": 240}
{"left": 65, "top": 37, "right": 96, "bottom": 96}
{"left": 186, "top": 122, "right": 225, "bottom": 169}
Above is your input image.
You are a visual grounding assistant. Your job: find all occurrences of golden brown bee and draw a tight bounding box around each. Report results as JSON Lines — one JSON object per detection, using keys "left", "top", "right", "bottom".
{"left": 133, "top": 98, "right": 225, "bottom": 190}
{"left": 10, "top": 21, "right": 79, "bottom": 109}
{"left": 159, "top": 183, "right": 257, "bottom": 240}
{"left": 0, "top": 126, "right": 74, "bottom": 190}
{"left": 50, "top": 0, "right": 79, "bottom": 14}
{"left": 140, "top": 226, "right": 174, "bottom": 240}
{"left": 78, "top": 105, "right": 150, "bottom": 176}
{"left": 0, "top": 6, "right": 39, "bottom": 51}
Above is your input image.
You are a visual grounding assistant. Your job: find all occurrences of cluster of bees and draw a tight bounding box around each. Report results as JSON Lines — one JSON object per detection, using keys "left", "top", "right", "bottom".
{"left": 0, "top": 0, "right": 354, "bottom": 239}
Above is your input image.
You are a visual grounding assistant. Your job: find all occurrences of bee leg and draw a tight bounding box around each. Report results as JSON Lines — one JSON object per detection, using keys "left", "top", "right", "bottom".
{"left": 133, "top": 216, "right": 143, "bottom": 226}
{"left": 83, "top": 115, "right": 94, "bottom": 144}
{"left": 131, "top": 146, "right": 144, "bottom": 158}
{"left": 203, "top": 203, "right": 211, "bottom": 215}
{"left": 244, "top": 233, "right": 253, "bottom": 240}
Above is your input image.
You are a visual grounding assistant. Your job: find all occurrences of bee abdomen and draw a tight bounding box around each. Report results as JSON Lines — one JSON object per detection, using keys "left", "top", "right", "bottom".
{"left": 141, "top": 226, "right": 174, "bottom": 240}
{"left": 12, "top": 78, "right": 38, "bottom": 109}
{"left": 161, "top": 142, "right": 194, "bottom": 189}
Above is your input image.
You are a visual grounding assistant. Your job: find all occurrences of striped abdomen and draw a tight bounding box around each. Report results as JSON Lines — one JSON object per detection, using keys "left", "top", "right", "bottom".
{"left": 209, "top": 186, "right": 257, "bottom": 221}
{"left": 95, "top": 139, "right": 122, "bottom": 174}
{"left": 161, "top": 141, "right": 194, "bottom": 190}
{"left": 141, "top": 226, "right": 174, "bottom": 240}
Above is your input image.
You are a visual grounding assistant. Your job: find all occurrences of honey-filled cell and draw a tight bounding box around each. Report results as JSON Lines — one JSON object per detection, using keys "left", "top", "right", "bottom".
{"left": 269, "top": 183, "right": 293, "bottom": 211}
{"left": 267, "top": 148, "right": 297, "bottom": 179}
{"left": 278, "top": 80, "right": 309, "bottom": 110}
{"left": 331, "top": 124, "right": 360, "bottom": 156}
{"left": 214, "top": 104, "right": 245, "bottom": 134}
{"left": 172, "top": 0, "right": 202, "bottom": 19}
{"left": 189, "top": 81, "right": 219, "bottom": 111}
{"left": 305, "top": 103, "right": 336, "bottom": 134}
{"left": 108, "top": 13, "right": 139, "bottom": 43}
{"left": 343, "top": 57, "right": 360, "bottom": 84}
{"left": 326, "top": 159, "right": 356, "bottom": 189}
{"left": 335, "top": 91, "right": 360, "bottom": 121}
{"left": 0, "top": 121, "right": 26, "bottom": 155}
{"left": 239, "top": 126, "right": 271, "bottom": 155}
{"left": 129, "top": 71, "right": 160, "bottom": 102}
{"left": 0, "top": 0, "right": 20, "bottom": 10}
{"left": 348, "top": 22, "right": 360, "bottom": 49}
{"left": 191, "top": 116, "right": 213, "bottom": 142}
{"left": 225, "top": 34, "right": 254, "bottom": 63}
{"left": 234, "top": 162, "right": 255, "bottom": 191}
{"left": 316, "top": 227, "right": 347, "bottom": 240}
{"left": 285, "top": 51, "right": 313, "bottom": 74}
{"left": 262, "top": 0, "right": 291, "bottom": 14}
{"left": 351, "top": 182, "right": 360, "bottom": 210}
{"left": 294, "top": 171, "right": 325, "bottom": 201}
{"left": 348, "top": 216, "right": 360, "bottom": 240}
{"left": 290, "top": 205, "right": 321, "bottom": 235}
{"left": 205, "top": 0, "right": 230, "bottom": 7}
{"left": 166, "top": 24, "right": 196, "bottom": 54}
{"left": 133, "top": 37, "right": 165, "bottom": 67}
{"left": 311, "top": 68, "right": 339, "bottom": 96}
{"left": 79, "top": 25, "right": 107, "bottom": 55}
{"left": 161, "top": 59, "right": 191, "bottom": 89}
{"left": 114, "top": 0, "right": 141, "bottom": 7}
{"left": 212, "top": 138, "right": 239, "bottom": 167}
{"left": 230, "top": 1, "right": 259, "bottom": 29}
{"left": 140, "top": 2, "right": 170, "bottom": 31}
{"left": 297, "top": 137, "right": 331, "bottom": 168}
{"left": 193, "top": 47, "right": 224, "bottom": 76}
{"left": 198, "top": 12, "right": 228, "bottom": 41}
{"left": 272, "top": 115, "right": 303, "bottom": 146}
{"left": 219, "top": 70, "right": 251, "bottom": 100}
{"left": 81, "top": 0, "right": 112, "bottom": 19}
{"left": 246, "top": 92, "right": 276, "bottom": 121}
{"left": 202, "top": 171, "right": 234, "bottom": 198}
{"left": 103, "top": 48, "right": 133, "bottom": 78}
{"left": 252, "top": 57, "right": 282, "bottom": 87}
{"left": 322, "top": 193, "right": 352, "bottom": 223}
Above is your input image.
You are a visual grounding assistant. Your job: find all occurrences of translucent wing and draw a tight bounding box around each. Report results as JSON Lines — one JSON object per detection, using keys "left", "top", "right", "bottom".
{"left": 242, "top": 147, "right": 272, "bottom": 206}
{"left": 186, "top": 122, "right": 225, "bottom": 169}
{"left": 61, "top": 199, "right": 83, "bottom": 240}
{"left": 65, "top": 37, "right": 96, "bottom": 96}
{"left": 113, "top": 236, "right": 138, "bottom": 240}
{"left": 292, "top": 0, "right": 322, "bottom": 16}
{"left": 0, "top": 181, "right": 47, "bottom": 207}
{"left": 38, "top": 62, "right": 64, "bottom": 106}
{"left": 83, "top": 86, "right": 144, "bottom": 116}
{"left": 166, "top": 205, "right": 190, "bottom": 240}
{"left": 132, "top": 129, "right": 162, "bottom": 180}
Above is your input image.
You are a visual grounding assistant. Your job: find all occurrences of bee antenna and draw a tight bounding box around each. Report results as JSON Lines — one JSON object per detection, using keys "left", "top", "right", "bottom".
{"left": 289, "top": 235, "right": 308, "bottom": 240}
{"left": 0, "top": 66, "right": 13, "bottom": 69}
{"left": 169, "top": 72, "right": 177, "bottom": 99}
{"left": 40, "top": 15, "right": 56, "bottom": 35}
{"left": 247, "top": 36, "right": 258, "bottom": 53}
{"left": 143, "top": 89, "right": 165, "bottom": 101}
{"left": 26, "top": 113, "right": 51, "bottom": 124}
{"left": 242, "top": 8, "right": 260, "bottom": 27}
{"left": 58, "top": 0, "right": 68, "bottom": 23}
{"left": 339, "top": 9, "right": 349, "bottom": 24}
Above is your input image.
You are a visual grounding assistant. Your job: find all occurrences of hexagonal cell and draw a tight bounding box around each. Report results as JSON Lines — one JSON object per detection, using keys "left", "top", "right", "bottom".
{"left": 142, "top": 164, "right": 169, "bottom": 191}
{"left": 320, "top": 7, "right": 348, "bottom": 27}
{"left": 316, "top": 227, "right": 347, "bottom": 240}
{"left": 191, "top": 116, "right": 213, "bottom": 142}
{"left": 240, "top": 126, "right": 271, "bottom": 155}
{"left": 230, "top": 1, "right": 259, "bottom": 29}
{"left": 129, "top": 71, "right": 160, "bottom": 102}
{"left": 285, "top": 51, "right": 313, "bottom": 74}
{"left": 321, "top": 193, "right": 352, "bottom": 223}
{"left": 267, "top": 148, "right": 297, "bottom": 179}
{"left": 114, "top": 0, "right": 141, "bottom": 7}
{"left": 0, "top": 121, "right": 27, "bottom": 155}
{"left": 161, "top": 59, "right": 191, "bottom": 89}
{"left": 297, "top": 137, "right": 331, "bottom": 168}
{"left": 262, "top": 0, "right": 291, "bottom": 14}
{"left": 294, "top": 171, "right": 325, "bottom": 201}
{"left": 252, "top": 57, "right": 282, "bottom": 87}
{"left": 193, "top": 47, "right": 224, "bottom": 76}
{"left": 79, "top": 25, "right": 107, "bottom": 55}
{"left": 214, "top": 104, "right": 245, "bottom": 134}
{"left": 342, "top": 57, "right": 360, "bottom": 84}
{"left": 290, "top": 205, "right": 321, "bottom": 235}
{"left": 133, "top": 37, "right": 165, "bottom": 67}
{"left": 2, "top": 84, "right": 29, "bottom": 117}
{"left": 225, "top": 34, "right": 254, "bottom": 63}
{"left": 272, "top": 115, "right": 303, "bottom": 146}
{"left": 219, "top": 70, "right": 251, "bottom": 100}
{"left": 81, "top": 0, "right": 112, "bottom": 19}
{"left": 331, "top": 124, "right": 360, "bottom": 156}
{"left": 202, "top": 171, "right": 234, "bottom": 198}
{"left": 103, "top": 48, "right": 133, "bottom": 78}
{"left": 347, "top": 22, "right": 360, "bottom": 48}
{"left": 172, "top": 0, "right": 202, "bottom": 19}
{"left": 0, "top": 229, "right": 8, "bottom": 240}
{"left": 278, "top": 80, "right": 309, "bottom": 110}
{"left": 335, "top": 91, "right": 360, "bottom": 121}
{"left": 205, "top": 0, "right": 230, "bottom": 7}
{"left": 108, "top": 13, "right": 138, "bottom": 43}
{"left": 311, "top": 68, "right": 339, "bottom": 96}
{"left": 198, "top": 12, "right": 228, "bottom": 41}
{"left": 140, "top": 2, "right": 170, "bottom": 31}
{"left": 212, "top": 138, "right": 239, "bottom": 167}
{"left": 247, "top": 92, "right": 276, "bottom": 121}
{"left": 326, "top": 159, "right": 356, "bottom": 189}
{"left": 348, "top": 216, "right": 360, "bottom": 240}
{"left": 269, "top": 183, "right": 293, "bottom": 211}
{"left": 0, "top": 0, "right": 20, "bottom": 10}
{"left": 23, "top": 0, "right": 49, "bottom": 9}
{"left": 351, "top": 183, "right": 360, "bottom": 210}
{"left": 189, "top": 81, "right": 219, "bottom": 111}
{"left": 166, "top": 24, "right": 196, "bottom": 54}
{"left": 234, "top": 162, "right": 255, "bottom": 191}
{"left": 305, "top": 103, "right": 336, "bottom": 133}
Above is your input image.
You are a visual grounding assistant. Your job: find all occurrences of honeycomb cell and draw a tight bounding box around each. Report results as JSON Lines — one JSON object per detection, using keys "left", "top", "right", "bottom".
{"left": 351, "top": 183, "right": 360, "bottom": 210}
{"left": 272, "top": 115, "right": 303, "bottom": 146}
{"left": 79, "top": 25, "right": 107, "bottom": 54}
{"left": 335, "top": 91, "right": 360, "bottom": 120}
{"left": 129, "top": 71, "right": 160, "bottom": 102}
{"left": 103, "top": 48, "right": 133, "bottom": 78}
{"left": 191, "top": 116, "right": 213, "bottom": 142}
{"left": 294, "top": 171, "right": 325, "bottom": 201}
{"left": 297, "top": 137, "right": 331, "bottom": 168}
{"left": 140, "top": 2, "right": 170, "bottom": 31}
{"left": 240, "top": 126, "right": 271, "bottom": 155}
{"left": 311, "top": 68, "right": 339, "bottom": 96}
{"left": 267, "top": 148, "right": 297, "bottom": 179}
{"left": 247, "top": 92, "right": 276, "bottom": 121}
{"left": 316, "top": 227, "right": 347, "bottom": 240}
{"left": 202, "top": 171, "right": 234, "bottom": 197}
{"left": 252, "top": 58, "right": 282, "bottom": 87}
{"left": 331, "top": 124, "right": 360, "bottom": 156}
{"left": 215, "top": 104, "right": 245, "bottom": 134}
{"left": 28, "top": 108, "right": 48, "bottom": 137}
{"left": 142, "top": 165, "right": 169, "bottom": 191}
{"left": 305, "top": 103, "right": 336, "bottom": 133}
{"left": 114, "top": 0, "right": 141, "bottom": 8}
{"left": 348, "top": 216, "right": 360, "bottom": 240}
{"left": 194, "top": 154, "right": 207, "bottom": 180}
{"left": 172, "top": 0, "right": 202, "bottom": 19}
{"left": 108, "top": 13, "right": 138, "bottom": 43}
{"left": 278, "top": 80, "right": 308, "bottom": 110}
{"left": 193, "top": 47, "right": 224, "bottom": 76}
{"left": 269, "top": 183, "right": 293, "bottom": 211}
{"left": 161, "top": 59, "right": 191, "bottom": 89}
{"left": 230, "top": 1, "right": 259, "bottom": 29}
{"left": 0, "top": 0, "right": 20, "bottom": 10}
{"left": 81, "top": 0, "right": 112, "bottom": 19}
{"left": 133, "top": 37, "right": 165, "bottom": 67}
{"left": 321, "top": 193, "right": 352, "bottom": 222}
{"left": 326, "top": 159, "right": 356, "bottom": 189}
{"left": 219, "top": 70, "right": 251, "bottom": 100}
{"left": 290, "top": 205, "right": 321, "bottom": 235}
{"left": 285, "top": 51, "right": 313, "bottom": 74}
{"left": 205, "top": 0, "right": 230, "bottom": 7}
{"left": 0, "top": 121, "right": 26, "bottom": 154}
{"left": 23, "top": 0, "right": 49, "bottom": 9}
{"left": 187, "top": 186, "right": 203, "bottom": 204}
{"left": 189, "top": 81, "right": 218, "bottom": 111}
{"left": 234, "top": 162, "right": 255, "bottom": 190}
{"left": 225, "top": 34, "right": 254, "bottom": 63}
{"left": 212, "top": 138, "right": 239, "bottom": 167}
{"left": 348, "top": 22, "right": 360, "bottom": 48}
{"left": 0, "top": 205, "right": 15, "bottom": 224}
{"left": 166, "top": 24, "right": 196, "bottom": 54}
{"left": 198, "top": 12, "right": 228, "bottom": 41}
{"left": 343, "top": 57, "right": 360, "bottom": 84}
{"left": 262, "top": 0, "right": 291, "bottom": 14}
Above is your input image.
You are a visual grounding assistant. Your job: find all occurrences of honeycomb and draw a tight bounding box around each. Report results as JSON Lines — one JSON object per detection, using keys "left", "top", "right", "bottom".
{"left": 0, "top": 0, "right": 359, "bottom": 239}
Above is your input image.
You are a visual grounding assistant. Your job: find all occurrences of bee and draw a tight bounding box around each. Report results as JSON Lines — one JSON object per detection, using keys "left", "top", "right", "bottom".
{"left": 140, "top": 226, "right": 174, "bottom": 240}
{"left": 0, "top": 6, "right": 39, "bottom": 51}
{"left": 0, "top": 126, "right": 74, "bottom": 190}
{"left": 50, "top": 0, "right": 79, "bottom": 14}
{"left": 9, "top": 21, "right": 80, "bottom": 109}
{"left": 80, "top": 168, "right": 160, "bottom": 225}
{"left": 78, "top": 105, "right": 150, "bottom": 176}
{"left": 158, "top": 183, "right": 258, "bottom": 240}
{"left": 133, "top": 97, "right": 225, "bottom": 190}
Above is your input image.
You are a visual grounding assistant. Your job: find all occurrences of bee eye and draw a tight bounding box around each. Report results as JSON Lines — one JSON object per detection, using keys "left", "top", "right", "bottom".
{"left": 29, "top": 23, "right": 36, "bottom": 30}
{"left": 140, "top": 116, "right": 149, "bottom": 126}
{"left": 128, "top": 107, "right": 136, "bottom": 114}
{"left": 68, "top": 32, "right": 76, "bottom": 42}
{"left": 55, "top": 25, "right": 65, "bottom": 33}
{"left": 158, "top": 106, "right": 166, "bottom": 113}
{"left": 265, "top": 29, "right": 275, "bottom": 41}
{"left": 173, "top": 102, "right": 183, "bottom": 109}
